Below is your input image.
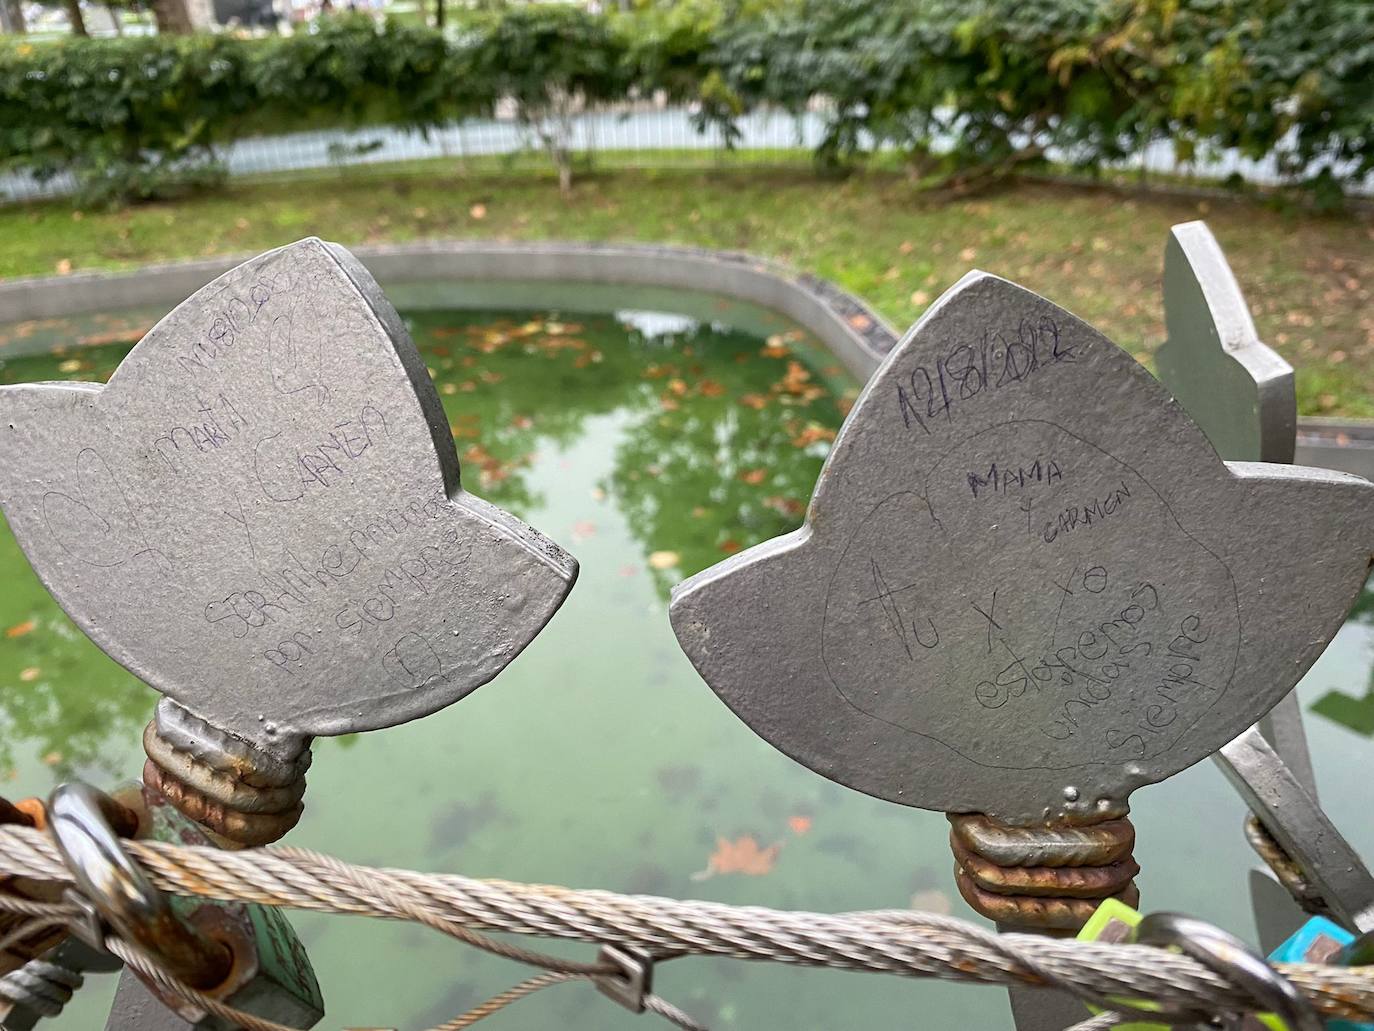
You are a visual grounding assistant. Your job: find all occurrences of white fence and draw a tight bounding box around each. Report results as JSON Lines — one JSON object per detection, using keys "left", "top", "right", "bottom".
{"left": 3, "top": 103, "right": 1369, "bottom": 204}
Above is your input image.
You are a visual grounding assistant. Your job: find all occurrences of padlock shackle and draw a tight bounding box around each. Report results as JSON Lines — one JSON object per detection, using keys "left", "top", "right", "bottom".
{"left": 48, "top": 783, "right": 233, "bottom": 991}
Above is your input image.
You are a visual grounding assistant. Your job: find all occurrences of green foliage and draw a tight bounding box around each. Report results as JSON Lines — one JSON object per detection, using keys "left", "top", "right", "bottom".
{"left": 0, "top": 0, "right": 1370, "bottom": 206}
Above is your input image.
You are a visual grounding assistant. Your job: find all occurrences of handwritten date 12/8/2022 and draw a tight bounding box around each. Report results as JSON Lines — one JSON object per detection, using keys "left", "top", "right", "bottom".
{"left": 896, "top": 316, "right": 1075, "bottom": 435}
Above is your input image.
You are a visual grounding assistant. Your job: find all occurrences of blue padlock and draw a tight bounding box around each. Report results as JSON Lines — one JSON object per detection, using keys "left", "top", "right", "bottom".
{"left": 1268, "top": 916, "right": 1374, "bottom": 1031}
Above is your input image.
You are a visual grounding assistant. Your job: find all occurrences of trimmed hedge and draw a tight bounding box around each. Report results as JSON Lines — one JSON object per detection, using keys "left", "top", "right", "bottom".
{"left": 1, "top": 0, "right": 1370, "bottom": 205}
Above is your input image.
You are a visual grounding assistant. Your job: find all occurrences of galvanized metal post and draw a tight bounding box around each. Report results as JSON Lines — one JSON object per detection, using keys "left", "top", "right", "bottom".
{"left": 1155, "top": 220, "right": 1321, "bottom": 950}
{"left": 0, "top": 238, "right": 579, "bottom": 849}
{"left": 670, "top": 269, "right": 1374, "bottom": 1030}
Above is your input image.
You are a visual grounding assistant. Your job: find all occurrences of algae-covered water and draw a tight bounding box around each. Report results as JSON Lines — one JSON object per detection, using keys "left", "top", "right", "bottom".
{"left": 0, "top": 297, "right": 1371, "bottom": 1030}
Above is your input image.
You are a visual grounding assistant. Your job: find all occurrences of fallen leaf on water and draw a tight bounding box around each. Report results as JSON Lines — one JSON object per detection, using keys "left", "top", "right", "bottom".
{"left": 739, "top": 468, "right": 767, "bottom": 485}
{"left": 648, "top": 551, "right": 680, "bottom": 570}
{"left": 738, "top": 393, "right": 768, "bottom": 410}
{"left": 666, "top": 378, "right": 688, "bottom": 397}
{"left": 55, "top": 259, "right": 72, "bottom": 276}
{"left": 777, "top": 361, "right": 813, "bottom": 396}
{"left": 6, "top": 620, "right": 36, "bottom": 638}
{"left": 617, "top": 564, "right": 639, "bottom": 577}
{"left": 910, "top": 889, "right": 953, "bottom": 915}
{"left": 692, "top": 836, "right": 782, "bottom": 880}
{"left": 719, "top": 539, "right": 741, "bottom": 554}
{"left": 19, "top": 667, "right": 40, "bottom": 682}
{"left": 910, "top": 290, "right": 930, "bottom": 306}
{"left": 469, "top": 203, "right": 487, "bottom": 220}
{"left": 788, "top": 815, "right": 812, "bottom": 835}
{"left": 699, "top": 379, "right": 725, "bottom": 398}
{"left": 571, "top": 520, "right": 598, "bottom": 542}
{"left": 590, "top": 486, "right": 606, "bottom": 502}
{"left": 42, "top": 751, "right": 62, "bottom": 767}
{"left": 791, "top": 424, "right": 836, "bottom": 448}
{"left": 763, "top": 495, "right": 804, "bottom": 518}
{"left": 57, "top": 359, "right": 84, "bottom": 373}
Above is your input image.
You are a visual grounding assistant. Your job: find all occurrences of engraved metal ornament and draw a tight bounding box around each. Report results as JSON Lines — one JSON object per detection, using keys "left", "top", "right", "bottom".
{"left": 1154, "top": 221, "right": 1295, "bottom": 464}
{"left": 0, "top": 239, "right": 577, "bottom": 750}
{"left": 670, "top": 271, "right": 1374, "bottom": 825}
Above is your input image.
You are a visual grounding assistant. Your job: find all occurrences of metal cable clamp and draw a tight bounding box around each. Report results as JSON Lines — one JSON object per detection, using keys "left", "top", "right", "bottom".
{"left": 595, "top": 944, "right": 654, "bottom": 1014}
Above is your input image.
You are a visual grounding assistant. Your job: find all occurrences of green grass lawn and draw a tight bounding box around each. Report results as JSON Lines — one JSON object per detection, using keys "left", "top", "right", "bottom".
{"left": 2, "top": 164, "right": 1370, "bottom": 416}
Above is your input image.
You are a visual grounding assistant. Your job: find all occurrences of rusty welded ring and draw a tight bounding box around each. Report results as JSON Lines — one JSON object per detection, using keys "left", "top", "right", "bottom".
{"left": 142, "top": 762, "right": 303, "bottom": 849}
{"left": 47, "top": 783, "right": 233, "bottom": 991}
{"left": 142, "top": 723, "right": 308, "bottom": 814}
{"left": 950, "top": 838, "right": 1139, "bottom": 898}
{"left": 953, "top": 862, "right": 1140, "bottom": 931}
{"left": 948, "top": 813, "right": 1135, "bottom": 868}
{"left": 1135, "top": 912, "right": 1322, "bottom": 1031}
{"left": 1243, "top": 814, "right": 1325, "bottom": 913}
{"left": 152, "top": 699, "right": 311, "bottom": 789}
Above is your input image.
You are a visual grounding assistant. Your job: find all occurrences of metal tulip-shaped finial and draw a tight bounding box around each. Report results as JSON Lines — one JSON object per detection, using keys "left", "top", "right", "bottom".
{"left": 0, "top": 239, "right": 577, "bottom": 763}
{"left": 670, "top": 270, "right": 1373, "bottom": 826}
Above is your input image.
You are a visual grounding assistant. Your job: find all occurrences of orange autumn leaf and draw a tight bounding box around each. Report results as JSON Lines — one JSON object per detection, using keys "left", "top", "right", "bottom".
{"left": 699, "top": 379, "right": 725, "bottom": 398}
{"left": 719, "top": 539, "right": 741, "bottom": 554}
{"left": 788, "top": 815, "right": 812, "bottom": 835}
{"left": 5, "top": 620, "right": 35, "bottom": 639}
{"left": 847, "top": 313, "right": 873, "bottom": 331}
{"left": 791, "top": 424, "right": 836, "bottom": 448}
{"left": 777, "top": 361, "right": 812, "bottom": 396}
{"left": 738, "top": 468, "right": 767, "bottom": 485}
{"left": 738, "top": 393, "right": 768, "bottom": 410}
{"left": 693, "top": 835, "right": 781, "bottom": 879}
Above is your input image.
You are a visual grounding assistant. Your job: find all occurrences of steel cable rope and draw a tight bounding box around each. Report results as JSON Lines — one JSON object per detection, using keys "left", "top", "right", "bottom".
{"left": 1, "top": 824, "right": 1371, "bottom": 1029}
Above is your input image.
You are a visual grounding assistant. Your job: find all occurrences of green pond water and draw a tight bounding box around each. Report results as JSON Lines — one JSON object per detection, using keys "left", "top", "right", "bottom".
{"left": 1, "top": 296, "right": 1372, "bottom": 1030}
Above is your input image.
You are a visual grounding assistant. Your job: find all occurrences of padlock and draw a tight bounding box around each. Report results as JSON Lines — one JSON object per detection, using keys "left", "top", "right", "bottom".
{"left": 1076, "top": 900, "right": 1319, "bottom": 1031}
{"left": 48, "top": 782, "right": 324, "bottom": 1031}
{"left": 1268, "top": 916, "right": 1374, "bottom": 1031}
{"left": 1075, "top": 898, "right": 1168, "bottom": 1031}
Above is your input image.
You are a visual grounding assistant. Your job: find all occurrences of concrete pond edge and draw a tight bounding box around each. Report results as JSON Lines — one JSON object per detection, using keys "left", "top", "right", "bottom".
{"left": 0, "top": 238, "right": 1367, "bottom": 478}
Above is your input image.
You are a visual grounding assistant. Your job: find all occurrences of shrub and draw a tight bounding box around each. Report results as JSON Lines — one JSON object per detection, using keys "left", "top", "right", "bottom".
{"left": 0, "top": 1, "right": 1368, "bottom": 206}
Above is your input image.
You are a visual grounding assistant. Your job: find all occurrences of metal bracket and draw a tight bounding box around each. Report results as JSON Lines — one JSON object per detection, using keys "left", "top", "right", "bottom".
{"left": 595, "top": 944, "right": 654, "bottom": 1014}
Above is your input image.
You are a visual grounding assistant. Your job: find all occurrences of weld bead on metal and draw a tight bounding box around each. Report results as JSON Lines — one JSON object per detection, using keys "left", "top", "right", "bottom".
{"left": 1243, "top": 813, "right": 1327, "bottom": 915}
{"left": 143, "top": 700, "right": 312, "bottom": 848}
{"left": 949, "top": 812, "right": 1139, "bottom": 932}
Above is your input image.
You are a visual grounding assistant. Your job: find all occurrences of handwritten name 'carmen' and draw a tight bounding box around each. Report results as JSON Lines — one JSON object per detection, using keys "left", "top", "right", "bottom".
{"left": 253, "top": 402, "right": 388, "bottom": 503}
{"left": 1041, "top": 480, "right": 1131, "bottom": 543}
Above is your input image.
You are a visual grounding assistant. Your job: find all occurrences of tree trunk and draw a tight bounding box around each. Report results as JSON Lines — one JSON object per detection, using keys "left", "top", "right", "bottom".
{"left": 1, "top": 0, "right": 28, "bottom": 33}
{"left": 150, "top": 0, "right": 192, "bottom": 32}
{"left": 433, "top": 0, "right": 443, "bottom": 29}
{"left": 106, "top": 1, "right": 123, "bottom": 33}
{"left": 64, "top": 0, "right": 88, "bottom": 35}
